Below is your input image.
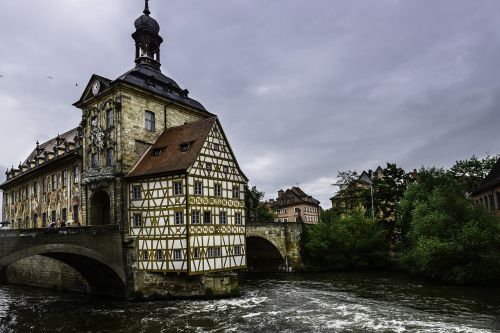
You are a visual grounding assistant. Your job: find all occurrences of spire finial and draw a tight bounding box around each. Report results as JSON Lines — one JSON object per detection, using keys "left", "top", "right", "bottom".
{"left": 144, "top": 0, "right": 151, "bottom": 16}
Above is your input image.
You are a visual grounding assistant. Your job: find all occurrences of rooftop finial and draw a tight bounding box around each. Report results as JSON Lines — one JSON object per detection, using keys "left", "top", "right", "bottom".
{"left": 144, "top": 0, "right": 151, "bottom": 16}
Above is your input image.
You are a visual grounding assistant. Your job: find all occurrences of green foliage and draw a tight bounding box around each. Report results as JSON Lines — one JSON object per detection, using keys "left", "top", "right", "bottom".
{"left": 449, "top": 154, "right": 499, "bottom": 196}
{"left": 303, "top": 209, "right": 390, "bottom": 270}
{"left": 398, "top": 168, "right": 500, "bottom": 286}
{"left": 244, "top": 185, "right": 275, "bottom": 221}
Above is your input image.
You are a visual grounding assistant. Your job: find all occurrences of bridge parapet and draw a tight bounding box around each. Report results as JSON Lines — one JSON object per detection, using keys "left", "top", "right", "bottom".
{"left": 0, "top": 225, "right": 121, "bottom": 238}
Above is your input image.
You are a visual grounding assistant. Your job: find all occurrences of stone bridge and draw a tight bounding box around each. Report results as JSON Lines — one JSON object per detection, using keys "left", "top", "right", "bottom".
{"left": 0, "top": 225, "right": 126, "bottom": 297}
{"left": 246, "top": 221, "right": 303, "bottom": 272}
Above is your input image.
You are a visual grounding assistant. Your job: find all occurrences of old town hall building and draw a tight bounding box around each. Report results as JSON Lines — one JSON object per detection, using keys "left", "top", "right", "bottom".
{"left": 0, "top": 1, "right": 247, "bottom": 294}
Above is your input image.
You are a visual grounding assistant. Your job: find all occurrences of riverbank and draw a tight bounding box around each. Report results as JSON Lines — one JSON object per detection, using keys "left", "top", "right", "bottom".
{"left": 0, "top": 271, "right": 498, "bottom": 332}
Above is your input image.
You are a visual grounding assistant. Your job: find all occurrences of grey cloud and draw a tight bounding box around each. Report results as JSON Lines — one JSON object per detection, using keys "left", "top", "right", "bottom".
{"left": 1, "top": 0, "right": 500, "bottom": 207}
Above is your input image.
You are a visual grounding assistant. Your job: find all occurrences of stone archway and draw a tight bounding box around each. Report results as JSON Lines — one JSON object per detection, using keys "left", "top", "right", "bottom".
{"left": 90, "top": 190, "right": 111, "bottom": 225}
{"left": 0, "top": 244, "right": 126, "bottom": 297}
{"left": 246, "top": 236, "right": 287, "bottom": 272}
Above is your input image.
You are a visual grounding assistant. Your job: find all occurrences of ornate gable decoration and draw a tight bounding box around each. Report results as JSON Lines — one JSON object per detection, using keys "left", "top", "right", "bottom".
{"left": 89, "top": 118, "right": 106, "bottom": 153}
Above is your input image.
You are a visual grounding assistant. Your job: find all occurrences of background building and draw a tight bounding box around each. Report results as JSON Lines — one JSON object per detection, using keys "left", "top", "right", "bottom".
{"left": 269, "top": 187, "right": 320, "bottom": 224}
{"left": 472, "top": 157, "right": 500, "bottom": 216}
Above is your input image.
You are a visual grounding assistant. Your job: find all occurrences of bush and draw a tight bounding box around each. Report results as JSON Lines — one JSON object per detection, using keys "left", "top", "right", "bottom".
{"left": 303, "top": 210, "right": 390, "bottom": 271}
{"left": 398, "top": 169, "right": 500, "bottom": 286}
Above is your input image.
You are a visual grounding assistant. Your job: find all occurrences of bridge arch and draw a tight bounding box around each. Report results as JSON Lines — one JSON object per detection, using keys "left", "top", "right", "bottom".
{"left": 0, "top": 244, "right": 126, "bottom": 296}
{"left": 246, "top": 236, "right": 287, "bottom": 272}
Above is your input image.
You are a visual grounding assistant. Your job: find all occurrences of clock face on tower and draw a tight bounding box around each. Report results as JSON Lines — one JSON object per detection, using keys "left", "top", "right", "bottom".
{"left": 92, "top": 80, "right": 101, "bottom": 96}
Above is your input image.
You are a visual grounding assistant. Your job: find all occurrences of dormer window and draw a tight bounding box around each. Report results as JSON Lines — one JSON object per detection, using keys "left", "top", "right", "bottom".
{"left": 152, "top": 147, "right": 164, "bottom": 156}
{"left": 180, "top": 142, "right": 191, "bottom": 152}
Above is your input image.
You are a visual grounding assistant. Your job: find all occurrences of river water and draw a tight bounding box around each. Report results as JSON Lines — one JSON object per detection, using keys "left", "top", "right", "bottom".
{"left": 0, "top": 272, "right": 498, "bottom": 332}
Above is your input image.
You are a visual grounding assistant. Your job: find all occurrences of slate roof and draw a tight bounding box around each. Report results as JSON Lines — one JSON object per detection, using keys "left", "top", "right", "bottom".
{"left": 472, "top": 157, "right": 500, "bottom": 194}
{"left": 126, "top": 118, "right": 216, "bottom": 179}
{"left": 24, "top": 127, "right": 79, "bottom": 163}
{"left": 74, "top": 65, "right": 211, "bottom": 115}
{"left": 270, "top": 187, "right": 320, "bottom": 208}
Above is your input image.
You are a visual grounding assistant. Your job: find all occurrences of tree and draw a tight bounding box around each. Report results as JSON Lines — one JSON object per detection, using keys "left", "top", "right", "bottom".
{"left": 449, "top": 154, "right": 499, "bottom": 196}
{"left": 303, "top": 209, "right": 389, "bottom": 270}
{"left": 398, "top": 168, "right": 500, "bottom": 285}
{"left": 244, "top": 185, "right": 275, "bottom": 221}
{"left": 331, "top": 170, "right": 368, "bottom": 215}
{"left": 372, "top": 163, "right": 411, "bottom": 241}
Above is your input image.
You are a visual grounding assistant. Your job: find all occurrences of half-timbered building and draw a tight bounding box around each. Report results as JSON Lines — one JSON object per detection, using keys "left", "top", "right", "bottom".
{"left": 0, "top": 0, "right": 247, "bottom": 296}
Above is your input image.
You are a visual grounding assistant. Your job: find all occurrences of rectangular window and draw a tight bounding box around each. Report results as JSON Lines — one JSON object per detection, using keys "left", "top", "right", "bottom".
{"left": 106, "top": 109, "right": 114, "bottom": 129}
{"left": 143, "top": 251, "right": 149, "bottom": 261}
{"left": 42, "top": 213, "right": 47, "bottom": 227}
{"left": 194, "top": 181, "right": 203, "bottom": 195}
{"left": 203, "top": 211, "right": 212, "bottom": 224}
{"left": 219, "top": 211, "right": 227, "bottom": 225}
{"left": 62, "top": 208, "right": 67, "bottom": 222}
{"left": 234, "top": 245, "right": 241, "bottom": 256}
{"left": 145, "top": 111, "right": 155, "bottom": 131}
{"left": 25, "top": 216, "right": 29, "bottom": 229}
{"left": 193, "top": 248, "right": 200, "bottom": 259}
{"left": 51, "top": 210, "right": 56, "bottom": 223}
{"left": 73, "top": 166, "right": 80, "bottom": 184}
{"left": 206, "top": 163, "right": 212, "bottom": 171}
{"left": 294, "top": 207, "right": 300, "bottom": 213}
{"left": 214, "top": 247, "right": 221, "bottom": 257}
{"left": 207, "top": 247, "right": 214, "bottom": 258}
{"left": 232, "top": 186, "right": 240, "bottom": 199}
{"left": 91, "top": 153, "right": 99, "bottom": 168}
{"left": 173, "top": 249, "right": 182, "bottom": 261}
{"left": 33, "top": 181, "right": 38, "bottom": 197}
{"left": 175, "top": 211, "right": 183, "bottom": 225}
{"left": 192, "top": 211, "right": 201, "bottom": 224}
{"left": 132, "top": 185, "right": 142, "bottom": 200}
{"left": 33, "top": 214, "right": 38, "bottom": 227}
{"left": 215, "top": 184, "right": 222, "bottom": 197}
{"left": 235, "top": 213, "right": 242, "bottom": 225}
{"left": 174, "top": 182, "right": 183, "bottom": 195}
{"left": 283, "top": 218, "right": 288, "bottom": 222}
{"left": 223, "top": 166, "right": 229, "bottom": 173}
{"left": 156, "top": 250, "right": 163, "bottom": 261}
{"left": 133, "top": 214, "right": 142, "bottom": 227}
{"left": 51, "top": 174, "right": 57, "bottom": 191}
{"left": 73, "top": 206, "right": 79, "bottom": 223}
{"left": 62, "top": 170, "right": 68, "bottom": 188}
{"left": 107, "top": 148, "right": 115, "bottom": 167}
{"left": 214, "top": 143, "right": 220, "bottom": 151}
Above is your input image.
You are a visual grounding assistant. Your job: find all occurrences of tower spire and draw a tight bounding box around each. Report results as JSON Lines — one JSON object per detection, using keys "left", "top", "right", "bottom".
{"left": 133, "top": 0, "right": 163, "bottom": 71}
{"left": 143, "top": 0, "right": 151, "bottom": 16}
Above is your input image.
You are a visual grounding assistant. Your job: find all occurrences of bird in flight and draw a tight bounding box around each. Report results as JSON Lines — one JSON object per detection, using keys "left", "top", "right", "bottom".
{"left": 47, "top": 76, "right": 54, "bottom": 80}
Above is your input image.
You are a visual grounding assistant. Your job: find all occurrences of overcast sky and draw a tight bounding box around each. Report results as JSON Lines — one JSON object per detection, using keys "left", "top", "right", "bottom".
{"left": 1, "top": 0, "right": 500, "bottom": 211}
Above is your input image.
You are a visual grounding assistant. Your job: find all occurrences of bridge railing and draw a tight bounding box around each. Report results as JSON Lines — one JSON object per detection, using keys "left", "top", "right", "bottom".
{"left": 0, "top": 225, "right": 121, "bottom": 238}
{"left": 246, "top": 220, "right": 302, "bottom": 227}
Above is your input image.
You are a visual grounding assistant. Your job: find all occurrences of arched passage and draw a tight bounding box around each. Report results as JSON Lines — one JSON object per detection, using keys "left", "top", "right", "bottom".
{"left": 0, "top": 244, "right": 126, "bottom": 297}
{"left": 90, "top": 190, "right": 111, "bottom": 225}
{"left": 246, "top": 236, "right": 286, "bottom": 272}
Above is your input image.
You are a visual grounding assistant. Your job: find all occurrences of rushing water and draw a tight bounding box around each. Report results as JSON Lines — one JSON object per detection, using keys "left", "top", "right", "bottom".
{"left": 0, "top": 272, "right": 498, "bottom": 333}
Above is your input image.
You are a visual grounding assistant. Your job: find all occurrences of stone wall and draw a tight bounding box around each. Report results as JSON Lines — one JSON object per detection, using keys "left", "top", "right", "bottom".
{"left": 3, "top": 255, "right": 89, "bottom": 293}
{"left": 132, "top": 271, "right": 239, "bottom": 299}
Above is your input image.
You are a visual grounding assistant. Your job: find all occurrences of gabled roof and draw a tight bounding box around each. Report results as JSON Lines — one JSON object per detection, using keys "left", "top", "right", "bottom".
{"left": 271, "top": 186, "right": 320, "bottom": 208}
{"left": 126, "top": 118, "right": 217, "bottom": 179}
{"left": 472, "top": 157, "right": 500, "bottom": 195}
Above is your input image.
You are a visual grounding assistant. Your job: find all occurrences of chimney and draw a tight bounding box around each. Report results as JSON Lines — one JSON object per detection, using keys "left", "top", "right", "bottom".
{"left": 278, "top": 190, "right": 284, "bottom": 198}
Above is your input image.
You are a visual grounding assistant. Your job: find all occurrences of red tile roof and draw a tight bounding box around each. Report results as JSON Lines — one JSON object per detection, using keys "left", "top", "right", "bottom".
{"left": 126, "top": 118, "right": 216, "bottom": 178}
